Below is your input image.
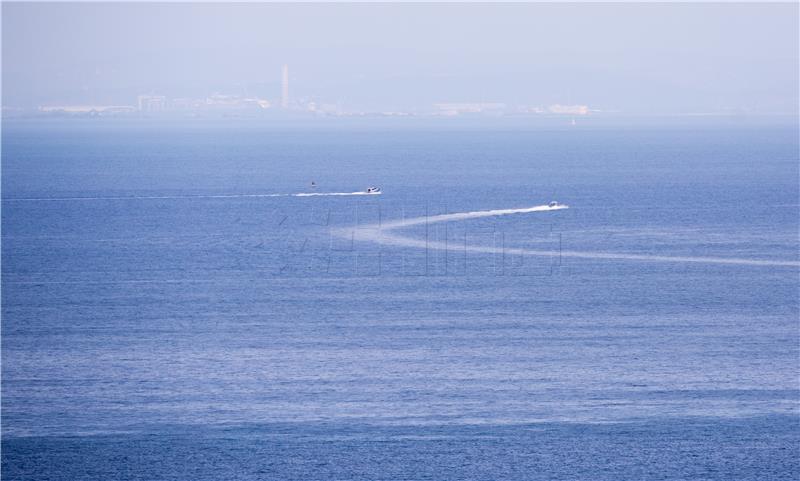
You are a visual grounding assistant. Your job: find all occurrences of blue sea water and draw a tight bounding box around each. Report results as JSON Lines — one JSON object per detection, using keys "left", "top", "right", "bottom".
{"left": 2, "top": 119, "right": 799, "bottom": 480}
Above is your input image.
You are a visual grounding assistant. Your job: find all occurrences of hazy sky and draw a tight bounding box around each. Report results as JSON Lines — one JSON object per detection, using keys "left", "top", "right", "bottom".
{"left": 3, "top": 2, "right": 798, "bottom": 114}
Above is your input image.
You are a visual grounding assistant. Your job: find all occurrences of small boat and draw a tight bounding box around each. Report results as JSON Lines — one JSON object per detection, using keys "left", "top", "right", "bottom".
{"left": 366, "top": 187, "right": 381, "bottom": 194}
{"left": 548, "top": 201, "right": 559, "bottom": 207}
{"left": 310, "top": 181, "right": 317, "bottom": 189}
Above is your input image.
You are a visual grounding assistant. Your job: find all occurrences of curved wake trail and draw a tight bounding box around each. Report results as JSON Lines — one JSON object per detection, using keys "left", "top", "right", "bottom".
{"left": 2, "top": 191, "right": 380, "bottom": 202}
{"left": 341, "top": 204, "right": 799, "bottom": 268}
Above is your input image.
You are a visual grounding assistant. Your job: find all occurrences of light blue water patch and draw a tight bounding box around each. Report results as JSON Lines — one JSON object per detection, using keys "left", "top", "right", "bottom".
{"left": 2, "top": 121, "right": 798, "bottom": 480}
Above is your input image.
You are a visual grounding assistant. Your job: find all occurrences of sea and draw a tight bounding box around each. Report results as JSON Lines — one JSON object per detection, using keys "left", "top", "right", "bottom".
{"left": 2, "top": 118, "right": 799, "bottom": 480}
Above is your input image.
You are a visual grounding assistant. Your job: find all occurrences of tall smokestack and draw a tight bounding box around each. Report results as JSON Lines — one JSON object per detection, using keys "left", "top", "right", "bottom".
{"left": 281, "top": 64, "right": 289, "bottom": 109}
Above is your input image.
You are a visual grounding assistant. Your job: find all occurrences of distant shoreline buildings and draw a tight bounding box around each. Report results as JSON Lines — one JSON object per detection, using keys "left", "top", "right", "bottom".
{"left": 432, "top": 103, "right": 593, "bottom": 117}
{"left": 24, "top": 64, "right": 597, "bottom": 119}
{"left": 137, "top": 95, "right": 166, "bottom": 112}
{"left": 36, "top": 105, "right": 137, "bottom": 115}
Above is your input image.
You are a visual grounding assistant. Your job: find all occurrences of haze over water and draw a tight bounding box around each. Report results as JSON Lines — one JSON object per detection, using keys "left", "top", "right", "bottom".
{"left": 2, "top": 2, "right": 799, "bottom": 480}
{"left": 3, "top": 3, "right": 798, "bottom": 114}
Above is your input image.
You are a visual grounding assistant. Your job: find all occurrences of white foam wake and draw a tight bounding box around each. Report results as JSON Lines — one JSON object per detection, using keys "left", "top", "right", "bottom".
{"left": 339, "top": 204, "right": 799, "bottom": 268}
{"left": 293, "top": 191, "right": 380, "bottom": 197}
{"left": 2, "top": 191, "right": 381, "bottom": 201}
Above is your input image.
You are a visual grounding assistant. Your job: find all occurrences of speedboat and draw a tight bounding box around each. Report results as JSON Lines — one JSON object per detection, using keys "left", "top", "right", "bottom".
{"left": 548, "top": 201, "right": 559, "bottom": 207}
{"left": 366, "top": 187, "right": 381, "bottom": 194}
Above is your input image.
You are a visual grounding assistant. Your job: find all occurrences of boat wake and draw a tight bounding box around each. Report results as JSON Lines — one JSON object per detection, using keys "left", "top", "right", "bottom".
{"left": 2, "top": 191, "right": 381, "bottom": 202}
{"left": 294, "top": 191, "right": 380, "bottom": 197}
{"left": 338, "top": 204, "right": 799, "bottom": 268}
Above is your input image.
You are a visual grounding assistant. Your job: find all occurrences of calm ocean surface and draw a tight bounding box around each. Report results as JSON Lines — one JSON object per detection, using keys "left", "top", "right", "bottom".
{"left": 2, "top": 120, "right": 799, "bottom": 480}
